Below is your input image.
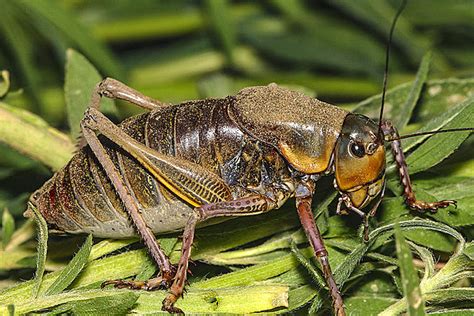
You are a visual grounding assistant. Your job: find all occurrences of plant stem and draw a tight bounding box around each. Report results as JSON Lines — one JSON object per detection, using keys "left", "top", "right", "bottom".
{"left": 0, "top": 102, "right": 74, "bottom": 171}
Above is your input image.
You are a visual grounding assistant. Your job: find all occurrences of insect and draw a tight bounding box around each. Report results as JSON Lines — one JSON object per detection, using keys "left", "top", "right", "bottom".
{"left": 23, "top": 1, "right": 473, "bottom": 315}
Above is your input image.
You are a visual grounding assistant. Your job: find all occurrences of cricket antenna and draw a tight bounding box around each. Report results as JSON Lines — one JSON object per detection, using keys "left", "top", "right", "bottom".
{"left": 388, "top": 127, "right": 474, "bottom": 141}
{"left": 378, "top": 0, "right": 408, "bottom": 135}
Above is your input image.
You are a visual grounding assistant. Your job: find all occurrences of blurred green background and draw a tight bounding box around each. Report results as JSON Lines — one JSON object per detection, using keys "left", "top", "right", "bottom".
{"left": 2, "top": 0, "right": 474, "bottom": 122}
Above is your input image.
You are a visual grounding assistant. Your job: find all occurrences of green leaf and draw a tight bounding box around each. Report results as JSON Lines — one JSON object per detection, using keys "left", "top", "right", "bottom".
{"left": 0, "top": 250, "right": 149, "bottom": 305}
{"left": 0, "top": 102, "right": 75, "bottom": 171}
{"left": 1, "top": 208, "right": 15, "bottom": 249}
{"left": 133, "top": 286, "right": 288, "bottom": 314}
{"left": 286, "top": 285, "right": 319, "bottom": 312}
{"left": 406, "top": 241, "right": 435, "bottom": 284}
{"left": 354, "top": 78, "right": 474, "bottom": 122}
{"left": 329, "top": 0, "right": 428, "bottom": 65}
{"left": 266, "top": 0, "right": 385, "bottom": 75}
{"left": 241, "top": 13, "right": 384, "bottom": 76}
{"left": 194, "top": 253, "right": 298, "bottom": 289}
{"left": 394, "top": 223, "right": 425, "bottom": 315}
{"left": 392, "top": 51, "right": 432, "bottom": 129}
{"left": 190, "top": 206, "right": 299, "bottom": 261}
{"left": 0, "top": 2, "right": 41, "bottom": 111}
{"left": 136, "top": 237, "right": 176, "bottom": 281}
{"left": 29, "top": 203, "right": 48, "bottom": 299}
{"left": 12, "top": 289, "right": 138, "bottom": 315}
{"left": 406, "top": 97, "right": 474, "bottom": 174}
{"left": 89, "top": 238, "right": 137, "bottom": 261}
{"left": 414, "top": 184, "right": 474, "bottom": 228}
{"left": 0, "top": 70, "right": 10, "bottom": 98}
{"left": 65, "top": 49, "right": 116, "bottom": 139}
{"left": 44, "top": 235, "right": 93, "bottom": 296}
{"left": 345, "top": 296, "right": 398, "bottom": 315}
{"left": 423, "top": 288, "right": 474, "bottom": 307}
{"left": 429, "top": 310, "right": 474, "bottom": 316}
{"left": 92, "top": 9, "right": 204, "bottom": 42}
{"left": 463, "top": 243, "right": 474, "bottom": 261}
{"left": 290, "top": 241, "right": 326, "bottom": 289}
{"left": 52, "top": 291, "right": 138, "bottom": 316}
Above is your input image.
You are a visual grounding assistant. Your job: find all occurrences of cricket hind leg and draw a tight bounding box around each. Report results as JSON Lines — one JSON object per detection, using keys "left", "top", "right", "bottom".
{"left": 89, "top": 78, "right": 166, "bottom": 111}
{"left": 77, "top": 78, "right": 168, "bottom": 149}
{"left": 79, "top": 107, "right": 281, "bottom": 312}
{"left": 162, "top": 195, "right": 274, "bottom": 314}
{"left": 381, "top": 121, "right": 456, "bottom": 212}
{"left": 80, "top": 119, "right": 176, "bottom": 290}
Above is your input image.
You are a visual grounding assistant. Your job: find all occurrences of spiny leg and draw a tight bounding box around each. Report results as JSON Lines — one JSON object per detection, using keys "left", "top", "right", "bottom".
{"left": 381, "top": 121, "right": 456, "bottom": 212}
{"left": 296, "top": 183, "right": 345, "bottom": 316}
{"left": 81, "top": 118, "right": 175, "bottom": 289}
{"left": 162, "top": 195, "right": 275, "bottom": 314}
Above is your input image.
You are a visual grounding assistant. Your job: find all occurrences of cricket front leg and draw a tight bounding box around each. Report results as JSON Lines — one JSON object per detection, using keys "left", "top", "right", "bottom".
{"left": 381, "top": 121, "right": 456, "bottom": 212}
{"left": 296, "top": 183, "right": 345, "bottom": 316}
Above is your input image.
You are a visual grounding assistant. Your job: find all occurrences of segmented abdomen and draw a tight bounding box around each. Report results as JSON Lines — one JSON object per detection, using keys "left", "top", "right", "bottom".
{"left": 35, "top": 110, "right": 194, "bottom": 237}
{"left": 33, "top": 97, "right": 290, "bottom": 238}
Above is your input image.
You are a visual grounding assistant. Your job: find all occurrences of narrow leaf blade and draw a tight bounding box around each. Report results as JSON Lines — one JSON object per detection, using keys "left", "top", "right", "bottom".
{"left": 1, "top": 208, "right": 15, "bottom": 249}
{"left": 392, "top": 51, "right": 432, "bottom": 129}
{"left": 394, "top": 223, "right": 425, "bottom": 315}
{"left": 44, "top": 235, "right": 93, "bottom": 296}
{"left": 65, "top": 49, "right": 116, "bottom": 139}
{"left": 406, "top": 97, "right": 474, "bottom": 173}
{"left": 29, "top": 203, "right": 48, "bottom": 299}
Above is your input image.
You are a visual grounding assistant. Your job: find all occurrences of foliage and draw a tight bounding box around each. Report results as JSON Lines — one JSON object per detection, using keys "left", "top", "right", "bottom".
{"left": 0, "top": 0, "right": 473, "bottom": 315}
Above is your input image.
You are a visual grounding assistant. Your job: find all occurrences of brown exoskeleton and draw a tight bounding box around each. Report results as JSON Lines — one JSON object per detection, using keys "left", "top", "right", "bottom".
{"left": 24, "top": 2, "right": 472, "bottom": 315}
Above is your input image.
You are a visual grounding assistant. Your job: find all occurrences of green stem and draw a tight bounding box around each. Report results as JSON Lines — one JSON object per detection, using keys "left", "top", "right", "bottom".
{"left": 0, "top": 102, "right": 74, "bottom": 171}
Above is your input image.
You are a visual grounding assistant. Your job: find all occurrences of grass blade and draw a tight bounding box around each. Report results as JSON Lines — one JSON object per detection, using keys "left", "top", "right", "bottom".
{"left": 205, "top": 0, "right": 236, "bottom": 65}
{"left": 134, "top": 286, "right": 288, "bottom": 314}
{"left": 392, "top": 51, "right": 432, "bottom": 129}
{"left": 44, "top": 234, "right": 93, "bottom": 296}
{"left": 14, "top": 289, "right": 138, "bottom": 315}
{"left": 29, "top": 203, "right": 48, "bottom": 299}
{"left": 394, "top": 223, "right": 426, "bottom": 316}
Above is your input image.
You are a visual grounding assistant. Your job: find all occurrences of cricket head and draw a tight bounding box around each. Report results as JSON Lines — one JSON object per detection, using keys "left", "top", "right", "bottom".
{"left": 334, "top": 114, "right": 386, "bottom": 209}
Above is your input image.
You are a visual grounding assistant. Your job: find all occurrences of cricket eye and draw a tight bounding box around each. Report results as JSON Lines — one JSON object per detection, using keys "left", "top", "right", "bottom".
{"left": 350, "top": 142, "right": 365, "bottom": 158}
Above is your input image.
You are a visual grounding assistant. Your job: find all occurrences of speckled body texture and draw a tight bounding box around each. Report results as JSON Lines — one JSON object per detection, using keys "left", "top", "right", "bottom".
{"left": 231, "top": 84, "right": 348, "bottom": 173}
{"left": 32, "top": 84, "right": 348, "bottom": 238}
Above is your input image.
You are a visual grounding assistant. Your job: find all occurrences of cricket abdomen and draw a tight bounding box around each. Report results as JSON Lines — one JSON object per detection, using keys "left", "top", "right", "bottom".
{"left": 31, "top": 112, "right": 195, "bottom": 238}
{"left": 30, "top": 94, "right": 294, "bottom": 238}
